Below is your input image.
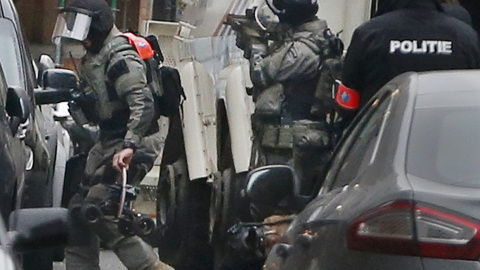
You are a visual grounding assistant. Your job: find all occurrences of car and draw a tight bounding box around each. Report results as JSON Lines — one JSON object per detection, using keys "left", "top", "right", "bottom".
{"left": 1, "top": 207, "right": 68, "bottom": 270}
{"left": 0, "top": 59, "right": 30, "bottom": 223}
{"left": 0, "top": 0, "right": 72, "bottom": 268}
{"left": 245, "top": 69, "right": 480, "bottom": 270}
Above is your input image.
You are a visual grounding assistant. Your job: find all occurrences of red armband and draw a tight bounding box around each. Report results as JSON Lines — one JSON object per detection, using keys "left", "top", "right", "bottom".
{"left": 336, "top": 84, "right": 360, "bottom": 110}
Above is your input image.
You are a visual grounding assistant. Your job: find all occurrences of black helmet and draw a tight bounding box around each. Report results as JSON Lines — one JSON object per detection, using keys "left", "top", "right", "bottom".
{"left": 375, "top": 0, "right": 443, "bottom": 17}
{"left": 54, "top": 0, "right": 114, "bottom": 53}
{"left": 266, "top": 0, "right": 318, "bottom": 26}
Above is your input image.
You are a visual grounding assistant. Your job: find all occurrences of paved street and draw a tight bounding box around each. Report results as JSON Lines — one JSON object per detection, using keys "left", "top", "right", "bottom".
{"left": 53, "top": 250, "right": 127, "bottom": 270}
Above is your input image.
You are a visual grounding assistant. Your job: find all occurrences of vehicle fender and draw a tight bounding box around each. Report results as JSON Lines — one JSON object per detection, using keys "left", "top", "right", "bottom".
{"left": 219, "top": 61, "right": 254, "bottom": 173}
{"left": 177, "top": 60, "right": 218, "bottom": 180}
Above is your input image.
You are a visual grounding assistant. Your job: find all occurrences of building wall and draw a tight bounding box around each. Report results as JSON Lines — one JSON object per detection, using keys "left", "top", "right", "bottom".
{"left": 15, "top": 0, "right": 143, "bottom": 45}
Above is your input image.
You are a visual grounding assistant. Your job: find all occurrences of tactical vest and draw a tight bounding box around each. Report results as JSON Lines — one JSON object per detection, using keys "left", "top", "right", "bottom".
{"left": 80, "top": 35, "right": 145, "bottom": 130}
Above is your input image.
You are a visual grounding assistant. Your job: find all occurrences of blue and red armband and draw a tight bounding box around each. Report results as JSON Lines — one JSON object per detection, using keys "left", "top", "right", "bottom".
{"left": 336, "top": 84, "right": 360, "bottom": 110}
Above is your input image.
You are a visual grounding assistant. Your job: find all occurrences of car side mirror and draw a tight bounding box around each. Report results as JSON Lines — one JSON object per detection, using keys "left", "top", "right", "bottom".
{"left": 35, "top": 69, "right": 77, "bottom": 105}
{"left": 245, "top": 165, "right": 297, "bottom": 208}
{"left": 8, "top": 208, "right": 69, "bottom": 252}
{"left": 6, "top": 86, "right": 30, "bottom": 135}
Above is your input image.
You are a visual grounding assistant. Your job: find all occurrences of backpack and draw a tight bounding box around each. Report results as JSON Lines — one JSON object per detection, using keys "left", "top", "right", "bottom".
{"left": 296, "top": 29, "right": 344, "bottom": 117}
{"left": 119, "top": 32, "right": 186, "bottom": 117}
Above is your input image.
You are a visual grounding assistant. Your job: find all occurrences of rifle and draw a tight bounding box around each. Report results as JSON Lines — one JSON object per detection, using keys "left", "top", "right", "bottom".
{"left": 225, "top": 9, "right": 285, "bottom": 57}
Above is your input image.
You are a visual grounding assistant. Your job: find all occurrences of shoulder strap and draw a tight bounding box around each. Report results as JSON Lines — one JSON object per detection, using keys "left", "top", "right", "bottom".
{"left": 122, "top": 33, "right": 156, "bottom": 60}
{"left": 295, "top": 35, "right": 324, "bottom": 55}
{"left": 295, "top": 29, "right": 344, "bottom": 58}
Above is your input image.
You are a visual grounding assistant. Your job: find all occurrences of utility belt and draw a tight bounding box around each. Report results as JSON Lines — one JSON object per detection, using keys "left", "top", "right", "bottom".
{"left": 253, "top": 114, "right": 329, "bottom": 150}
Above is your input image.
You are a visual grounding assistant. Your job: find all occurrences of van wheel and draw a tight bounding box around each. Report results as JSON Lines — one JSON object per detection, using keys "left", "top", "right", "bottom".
{"left": 211, "top": 168, "right": 250, "bottom": 269}
{"left": 154, "top": 158, "right": 213, "bottom": 269}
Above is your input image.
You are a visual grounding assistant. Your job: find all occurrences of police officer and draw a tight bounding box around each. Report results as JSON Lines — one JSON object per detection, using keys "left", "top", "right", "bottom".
{"left": 51, "top": 0, "right": 173, "bottom": 269}
{"left": 341, "top": 0, "right": 480, "bottom": 109}
{"left": 441, "top": 0, "right": 472, "bottom": 25}
{"left": 244, "top": 0, "right": 333, "bottom": 196}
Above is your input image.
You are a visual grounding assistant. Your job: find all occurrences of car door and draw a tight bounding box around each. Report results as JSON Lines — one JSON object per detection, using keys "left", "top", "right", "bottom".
{"left": 294, "top": 90, "right": 396, "bottom": 226}
{"left": 0, "top": 64, "right": 25, "bottom": 222}
{"left": 264, "top": 90, "right": 399, "bottom": 270}
{"left": 320, "top": 90, "right": 394, "bottom": 194}
{"left": 0, "top": 4, "right": 52, "bottom": 210}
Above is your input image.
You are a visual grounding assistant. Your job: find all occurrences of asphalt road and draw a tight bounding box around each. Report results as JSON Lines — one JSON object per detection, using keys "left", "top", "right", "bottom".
{"left": 53, "top": 250, "right": 127, "bottom": 270}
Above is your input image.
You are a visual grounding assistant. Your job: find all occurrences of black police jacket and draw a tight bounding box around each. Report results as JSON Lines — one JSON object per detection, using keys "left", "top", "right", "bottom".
{"left": 341, "top": 0, "right": 480, "bottom": 107}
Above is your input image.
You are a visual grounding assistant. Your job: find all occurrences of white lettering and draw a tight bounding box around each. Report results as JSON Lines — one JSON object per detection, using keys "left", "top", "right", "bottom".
{"left": 389, "top": 40, "right": 453, "bottom": 55}
{"left": 390, "top": 40, "right": 401, "bottom": 53}
{"left": 412, "top": 40, "right": 426, "bottom": 53}
{"left": 400, "top": 40, "right": 413, "bottom": 53}
{"left": 440, "top": 41, "right": 452, "bottom": 54}
{"left": 425, "top": 40, "right": 437, "bottom": 53}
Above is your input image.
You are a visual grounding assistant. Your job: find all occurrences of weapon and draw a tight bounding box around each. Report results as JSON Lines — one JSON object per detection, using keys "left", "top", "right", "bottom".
{"left": 226, "top": 217, "right": 295, "bottom": 261}
{"left": 225, "top": 8, "right": 285, "bottom": 58}
{"left": 225, "top": 11, "right": 279, "bottom": 44}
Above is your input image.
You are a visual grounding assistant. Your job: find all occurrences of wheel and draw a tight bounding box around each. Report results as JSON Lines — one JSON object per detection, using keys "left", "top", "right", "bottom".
{"left": 211, "top": 168, "right": 251, "bottom": 270}
{"left": 209, "top": 172, "right": 222, "bottom": 241}
{"left": 213, "top": 106, "right": 254, "bottom": 269}
{"left": 134, "top": 215, "right": 156, "bottom": 236}
{"left": 157, "top": 164, "right": 176, "bottom": 229}
{"left": 81, "top": 203, "right": 103, "bottom": 224}
{"left": 154, "top": 158, "right": 213, "bottom": 270}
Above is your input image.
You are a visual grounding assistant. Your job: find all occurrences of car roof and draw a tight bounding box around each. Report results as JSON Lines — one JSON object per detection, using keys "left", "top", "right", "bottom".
{"left": 412, "top": 70, "right": 480, "bottom": 95}
{"left": 0, "top": 0, "right": 18, "bottom": 22}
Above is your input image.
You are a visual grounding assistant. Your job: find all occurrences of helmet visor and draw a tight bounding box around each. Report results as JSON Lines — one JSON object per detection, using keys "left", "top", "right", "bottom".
{"left": 255, "top": 1, "right": 280, "bottom": 31}
{"left": 51, "top": 11, "right": 92, "bottom": 43}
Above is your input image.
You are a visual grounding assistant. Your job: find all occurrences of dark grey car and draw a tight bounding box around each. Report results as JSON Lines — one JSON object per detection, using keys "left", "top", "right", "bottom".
{"left": 0, "top": 0, "right": 73, "bottom": 269}
{"left": 0, "top": 0, "right": 56, "bottom": 211}
{"left": 248, "top": 70, "right": 480, "bottom": 270}
{"left": 0, "top": 60, "right": 29, "bottom": 223}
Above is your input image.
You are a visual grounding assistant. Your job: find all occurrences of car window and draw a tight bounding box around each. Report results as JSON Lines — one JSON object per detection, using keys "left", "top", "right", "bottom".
{"left": 329, "top": 93, "right": 392, "bottom": 190}
{"left": 407, "top": 105, "right": 480, "bottom": 188}
{"left": 0, "top": 19, "right": 23, "bottom": 88}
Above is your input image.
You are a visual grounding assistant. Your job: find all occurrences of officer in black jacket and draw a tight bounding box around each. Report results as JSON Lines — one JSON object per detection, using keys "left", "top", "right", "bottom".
{"left": 341, "top": 0, "right": 480, "bottom": 108}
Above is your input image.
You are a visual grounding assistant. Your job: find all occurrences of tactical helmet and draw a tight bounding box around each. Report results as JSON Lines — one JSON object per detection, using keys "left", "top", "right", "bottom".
{"left": 52, "top": 0, "right": 114, "bottom": 53}
{"left": 374, "top": 0, "right": 443, "bottom": 17}
{"left": 266, "top": 0, "right": 318, "bottom": 26}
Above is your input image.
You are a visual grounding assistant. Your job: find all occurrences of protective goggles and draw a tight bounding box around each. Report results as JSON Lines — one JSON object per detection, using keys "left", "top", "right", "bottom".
{"left": 51, "top": 8, "right": 94, "bottom": 43}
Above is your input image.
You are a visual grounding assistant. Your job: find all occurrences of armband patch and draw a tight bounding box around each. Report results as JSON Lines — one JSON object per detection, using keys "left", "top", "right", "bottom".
{"left": 336, "top": 84, "right": 360, "bottom": 110}
{"left": 107, "top": 59, "right": 129, "bottom": 83}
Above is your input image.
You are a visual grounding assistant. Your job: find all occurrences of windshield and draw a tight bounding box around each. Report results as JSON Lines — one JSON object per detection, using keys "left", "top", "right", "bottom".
{"left": 407, "top": 92, "right": 480, "bottom": 188}
{"left": 0, "top": 19, "right": 23, "bottom": 88}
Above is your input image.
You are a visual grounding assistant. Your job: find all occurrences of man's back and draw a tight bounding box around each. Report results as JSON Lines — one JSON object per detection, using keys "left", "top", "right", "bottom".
{"left": 342, "top": 1, "right": 480, "bottom": 106}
